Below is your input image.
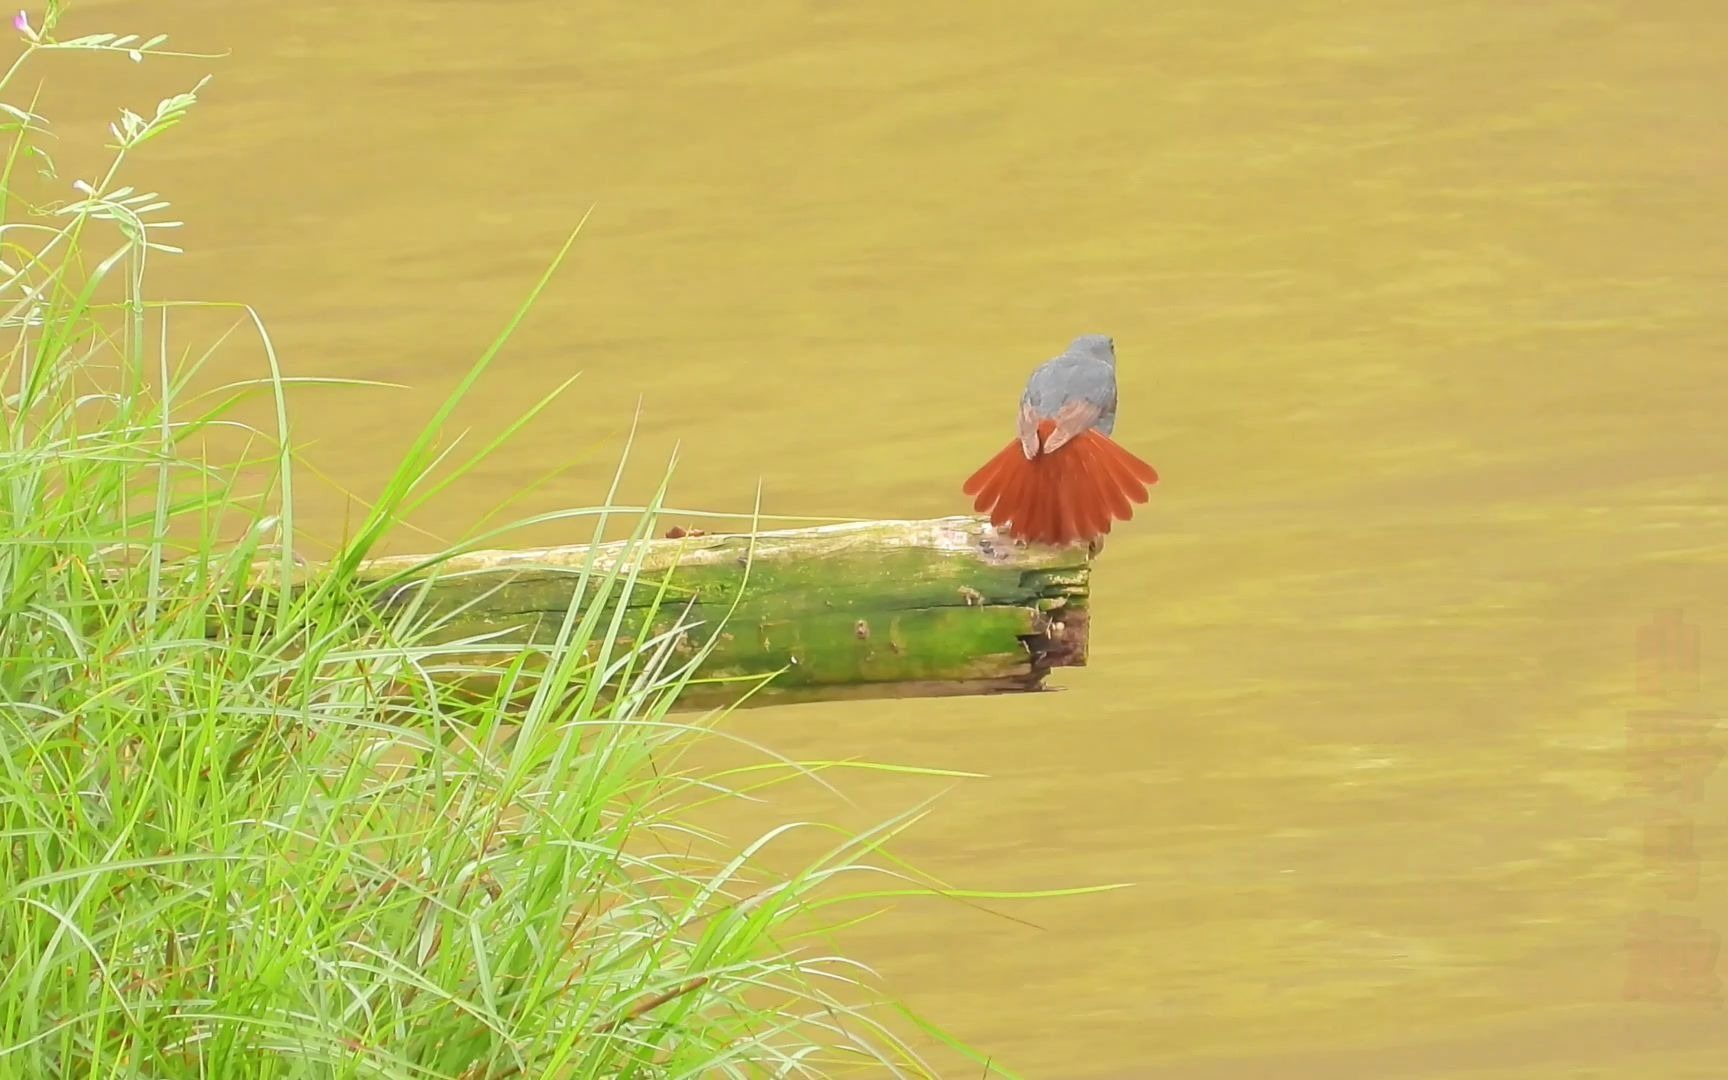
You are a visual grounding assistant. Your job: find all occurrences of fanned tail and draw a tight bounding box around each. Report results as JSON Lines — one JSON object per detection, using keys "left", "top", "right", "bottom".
{"left": 961, "top": 421, "right": 1159, "bottom": 547}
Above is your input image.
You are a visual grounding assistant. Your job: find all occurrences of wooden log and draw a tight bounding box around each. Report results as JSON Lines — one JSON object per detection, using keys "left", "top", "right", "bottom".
{"left": 352, "top": 515, "right": 1091, "bottom": 705}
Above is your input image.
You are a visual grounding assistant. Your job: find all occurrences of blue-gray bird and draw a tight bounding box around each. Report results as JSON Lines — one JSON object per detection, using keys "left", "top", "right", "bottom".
{"left": 962, "top": 334, "right": 1159, "bottom": 547}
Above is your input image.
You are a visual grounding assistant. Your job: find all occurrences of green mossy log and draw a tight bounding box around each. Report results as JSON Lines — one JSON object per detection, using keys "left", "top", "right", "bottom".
{"left": 347, "top": 516, "right": 1092, "bottom": 705}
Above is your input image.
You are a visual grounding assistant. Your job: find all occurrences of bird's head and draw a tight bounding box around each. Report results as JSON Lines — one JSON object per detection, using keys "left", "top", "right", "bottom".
{"left": 1068, "top": 333, "right": 1116, "bottom": 364}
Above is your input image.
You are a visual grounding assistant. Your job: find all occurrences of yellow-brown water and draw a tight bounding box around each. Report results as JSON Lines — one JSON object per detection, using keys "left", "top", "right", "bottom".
{"left": 50, "top": 0, "right": 1728, "bottom": 1074}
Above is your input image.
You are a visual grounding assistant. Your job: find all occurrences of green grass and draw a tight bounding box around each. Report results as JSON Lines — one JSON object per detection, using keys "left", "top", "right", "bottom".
{"left": 0, "top": 10, "right": 1094, "bottom": 1077}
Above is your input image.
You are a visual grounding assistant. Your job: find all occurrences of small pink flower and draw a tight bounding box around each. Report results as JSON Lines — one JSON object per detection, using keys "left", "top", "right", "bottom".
{"left": 13, "top": 10, "right": 36, "bottom": 40}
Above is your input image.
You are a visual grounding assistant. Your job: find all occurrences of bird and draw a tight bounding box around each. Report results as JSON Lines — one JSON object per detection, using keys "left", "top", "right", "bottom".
{"left": 962, "top": 334, "right": 1159, "bottom": 550}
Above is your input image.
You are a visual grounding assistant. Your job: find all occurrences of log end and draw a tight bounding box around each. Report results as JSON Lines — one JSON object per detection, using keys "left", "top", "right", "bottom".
{"left": 1024, "top": 603, "right": 1089, "bottom": 678}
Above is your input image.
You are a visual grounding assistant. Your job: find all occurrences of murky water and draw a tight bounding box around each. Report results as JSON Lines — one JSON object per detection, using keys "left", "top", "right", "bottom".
{"left": 50, "top": 0, "right": 1728, "bottom": 1073}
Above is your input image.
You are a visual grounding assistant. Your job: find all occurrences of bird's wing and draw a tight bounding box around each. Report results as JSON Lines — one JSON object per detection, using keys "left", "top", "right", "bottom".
{"left": 1039, "top": 396, "right": 1104, "bottom": 454}
{"left": 1017, "top": 401, "right": 1041, "bottom": 459}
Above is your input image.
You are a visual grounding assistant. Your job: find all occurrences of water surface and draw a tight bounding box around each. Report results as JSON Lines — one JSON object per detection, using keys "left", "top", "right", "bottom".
{"left": 58, "top": 0, "right": 1728, "bottom": 1073}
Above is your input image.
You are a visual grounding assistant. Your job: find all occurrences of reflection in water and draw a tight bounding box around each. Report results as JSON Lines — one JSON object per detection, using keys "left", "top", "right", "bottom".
{"left": 66, "top": 0, "right": 1728, "bottom": 1073}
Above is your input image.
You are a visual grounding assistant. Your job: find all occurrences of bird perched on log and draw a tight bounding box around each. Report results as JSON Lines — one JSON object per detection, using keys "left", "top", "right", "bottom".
{"left": 962, "top": 334, "right": 1159, "bottom": 551}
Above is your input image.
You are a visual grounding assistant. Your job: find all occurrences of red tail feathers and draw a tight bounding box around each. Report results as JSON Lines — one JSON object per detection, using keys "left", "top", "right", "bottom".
{"left": 962, "top": 420, "right": 1158, "bottom": 547}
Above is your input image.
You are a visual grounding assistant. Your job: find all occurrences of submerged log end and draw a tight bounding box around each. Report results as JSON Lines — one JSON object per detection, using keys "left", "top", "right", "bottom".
{"left": 672, "top": 515, "right": 1093, "bottom": 704}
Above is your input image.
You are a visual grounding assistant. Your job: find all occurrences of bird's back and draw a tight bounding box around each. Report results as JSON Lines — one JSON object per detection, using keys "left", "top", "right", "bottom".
{"left": 1022, "top": 337, "right": 1119, "bottom": 436}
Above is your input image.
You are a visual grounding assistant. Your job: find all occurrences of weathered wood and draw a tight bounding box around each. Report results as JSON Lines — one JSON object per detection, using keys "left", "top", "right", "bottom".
{"left": 352, "top": 515, "right": 1091, "bottom": 705}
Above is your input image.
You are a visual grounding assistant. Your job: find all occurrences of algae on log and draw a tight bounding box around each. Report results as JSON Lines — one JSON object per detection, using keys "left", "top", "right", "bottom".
{"left": 348, "top": 515, "right": 1091, "bottom": 705}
